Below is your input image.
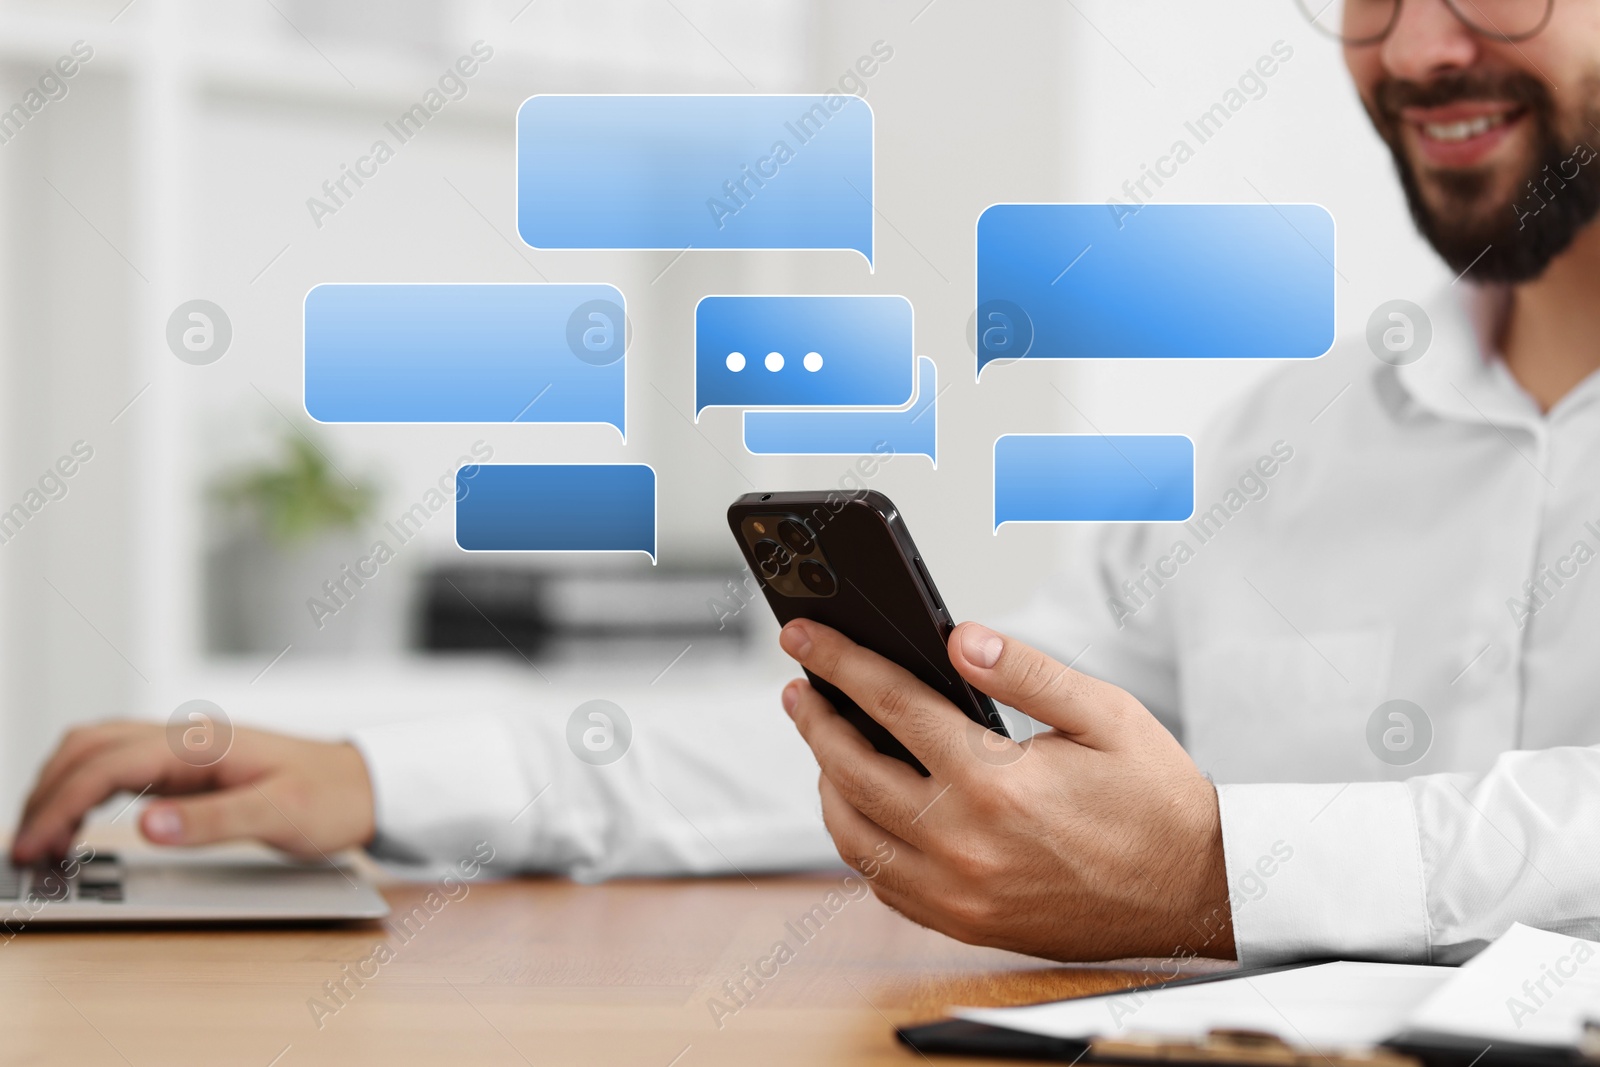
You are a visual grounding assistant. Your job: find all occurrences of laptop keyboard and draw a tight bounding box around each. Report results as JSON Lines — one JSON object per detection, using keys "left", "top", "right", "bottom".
{"left": 0, "top": 853, "right": 123, "bottom": 904}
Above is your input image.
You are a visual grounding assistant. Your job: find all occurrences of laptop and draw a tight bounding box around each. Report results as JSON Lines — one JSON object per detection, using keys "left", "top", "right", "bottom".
{"left": 0, "top": 845, "right": 390, "bottom": 925}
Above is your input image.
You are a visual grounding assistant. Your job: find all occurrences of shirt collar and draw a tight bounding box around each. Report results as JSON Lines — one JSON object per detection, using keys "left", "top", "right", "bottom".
{"left": 1390, "top": 283, "right": 1545, "bottom": 432}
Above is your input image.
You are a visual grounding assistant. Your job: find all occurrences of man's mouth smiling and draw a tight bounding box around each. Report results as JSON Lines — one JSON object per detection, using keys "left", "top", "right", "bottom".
{"left": 1402, "top": 100, "right": 1528, "bottom": 168}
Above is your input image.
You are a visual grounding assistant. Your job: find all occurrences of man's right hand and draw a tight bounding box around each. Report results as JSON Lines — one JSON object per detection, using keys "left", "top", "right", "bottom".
{"left": 10, "top": 723, "right": 376, "bottom": 865}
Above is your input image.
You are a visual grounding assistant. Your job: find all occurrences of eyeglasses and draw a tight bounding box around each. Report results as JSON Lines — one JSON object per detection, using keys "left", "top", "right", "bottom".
{"left": 1295, "top": 0, "right": 1555, "bottom": 44}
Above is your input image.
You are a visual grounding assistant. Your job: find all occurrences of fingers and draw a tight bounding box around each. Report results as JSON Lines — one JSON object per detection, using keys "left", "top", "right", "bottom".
{"left": 141, "top": 783, "right": 313, "bottom": 855}
{"left": 779, "top": 619, "right": 982, "bottom": 780}
{"left": 816, "top": 775, "right": 921, "bottom": 896}
{"left": 13, "top": 742, "right": 197, "bottom": 863}
{"left": 946, "top": 622, "right": 1133, "bottom": 748}
{"left": 785, "top": 678, "right": 939, "bottom": 843}
{"left": 815, "top": 777, "right": 983, "bottom": 941}
{"left": 21, "top": 722, "right": 150, "bottom": 827}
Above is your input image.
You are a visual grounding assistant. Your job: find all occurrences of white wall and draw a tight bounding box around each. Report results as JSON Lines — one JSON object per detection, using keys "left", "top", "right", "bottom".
{"left": 0, "top": 50, "right": 146, "bottom": 807}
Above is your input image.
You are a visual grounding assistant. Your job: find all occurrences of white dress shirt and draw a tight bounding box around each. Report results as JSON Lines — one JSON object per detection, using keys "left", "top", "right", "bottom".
{"left": 354, "top": 284, "right": 1600, "bottom": 965}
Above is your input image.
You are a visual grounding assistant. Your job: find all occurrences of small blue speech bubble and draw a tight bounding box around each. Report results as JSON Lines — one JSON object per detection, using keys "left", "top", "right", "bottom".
{"left": 305, "top": 284, "right": 627, "bottom": 439}
{"left": 975, "top": 204, "right": 1335, "bottom": 376}
{"left": 455, "top": 464, "right": 656, "bottom": 563}
{"left": 695, "top": 295, "right": 914, "bottom": 420}
{"left": 742, "top": 355, "right": 937, "bottom": 465}
{"left": 518, "top": 95, "right": 874, "bottom": 267}
{"left": 994, "top": 434, "right": 1194, "bottom": 528}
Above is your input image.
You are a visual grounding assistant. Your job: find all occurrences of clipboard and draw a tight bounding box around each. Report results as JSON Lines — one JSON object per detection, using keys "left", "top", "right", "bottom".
{"left": 898, "top": 961, "right": 1327, "bottom": 1064}
{"left": 896, "top": 959, "right": 1594, "bottom": 1066}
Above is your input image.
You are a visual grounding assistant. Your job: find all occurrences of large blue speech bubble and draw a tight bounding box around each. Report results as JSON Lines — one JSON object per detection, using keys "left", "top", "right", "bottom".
{"left": 742, "top": 355, "right": 937, "bottom": 465}
{"left": 695, "top": 295, "right": 914, "bottom": 420}
{"left": 305, "top": 283, "right": 627, "bottom": 438}
{"left": 975, "top": 204, "right": 1335, "bottom": 375}
{"left": 994, "top": 434, "right": 1194, "bottom": 527}
{"left": 517, "top": 95, "right": 874, "bottom": 266}
{"left": 455, "top": 464, "right": 656, "bottom": 562}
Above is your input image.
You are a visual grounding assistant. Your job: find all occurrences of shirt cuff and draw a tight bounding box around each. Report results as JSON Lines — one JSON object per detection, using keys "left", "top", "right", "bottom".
{"left": 1216, "top": 781, "right": 1431, "bottom": 965}
{"left": 349, "top": 714, "right": 533, "bottom": 867}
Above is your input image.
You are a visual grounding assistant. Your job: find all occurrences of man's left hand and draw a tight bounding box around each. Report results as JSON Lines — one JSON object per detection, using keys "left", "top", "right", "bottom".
{"left": 779, "top": 618, "right": 1235, "bottom": 962}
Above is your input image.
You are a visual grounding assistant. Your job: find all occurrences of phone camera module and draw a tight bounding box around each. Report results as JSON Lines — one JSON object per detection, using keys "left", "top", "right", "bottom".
{"left": 797, "top": 559, "right": 837, "bottom": 597}
{"left": 777, "top": 519, "right": 815, "bottom": 555}
{"left": 780, "top": 518, "right": 819, "bottom": 556}
{"left": 753, "top": 539, "right": 791, "bottom": 579}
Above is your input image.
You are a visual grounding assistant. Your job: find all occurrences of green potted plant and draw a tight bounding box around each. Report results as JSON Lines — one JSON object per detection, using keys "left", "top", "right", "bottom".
{"left": 206, "top": 424, "right": 379, "bottom": 656}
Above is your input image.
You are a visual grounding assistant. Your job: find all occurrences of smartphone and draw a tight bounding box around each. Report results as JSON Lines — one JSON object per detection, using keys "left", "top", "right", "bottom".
{"left": 727, "top": 489, "right": 1007, "bottom": 775}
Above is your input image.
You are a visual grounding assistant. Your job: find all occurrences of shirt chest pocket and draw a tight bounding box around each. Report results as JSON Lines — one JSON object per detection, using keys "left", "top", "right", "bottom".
{"left": 1177, "top": 627, "right": 1395, "bottom": 784}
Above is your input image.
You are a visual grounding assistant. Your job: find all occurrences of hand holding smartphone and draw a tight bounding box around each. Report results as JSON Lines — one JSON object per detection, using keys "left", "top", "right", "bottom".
{"left": 728, "top": 490, "right": 1007, "bottom": 774}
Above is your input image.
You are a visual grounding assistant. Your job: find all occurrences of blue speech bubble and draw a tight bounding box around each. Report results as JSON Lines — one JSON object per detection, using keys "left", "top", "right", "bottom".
{"left": 695, "top": 295, "right": 914, "bottom": 420}
{"left": 742, "top": 355, "right": 937, "bottom": 465}
{"left": 455, "top": 464, "right": 656, "bottom": 562}
{"left": 518, "top": 95, "right": 874, "bottom": 266}
{"left": 975, "top": 204, "right": 1335, "bottom": 375}
{"left": 305, "top": 284, "right": 627, "bottom": 438}
{"left": 994, "top": 434, "right": 1194, "bottom": 527}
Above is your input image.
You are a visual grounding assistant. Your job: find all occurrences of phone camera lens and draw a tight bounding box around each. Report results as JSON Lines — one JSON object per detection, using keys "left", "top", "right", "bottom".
{"left": 753, "top": 539, "right": 791, "bottom": 579}
{"left": 777, "top": 519, "right": 815, "bottom": 555}
{"left": 797, "top": 559, "right": 837, "bottom": 597}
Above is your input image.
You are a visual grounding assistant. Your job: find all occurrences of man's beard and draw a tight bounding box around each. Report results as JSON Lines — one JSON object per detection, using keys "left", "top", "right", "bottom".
{"left": 1367, "top": 70, "right": 1600, "bottom": 283}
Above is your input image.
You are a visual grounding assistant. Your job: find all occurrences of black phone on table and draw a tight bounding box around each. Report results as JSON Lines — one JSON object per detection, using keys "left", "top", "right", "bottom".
{"left": 727, "top": 489, "right": 1007, "bottom": 775}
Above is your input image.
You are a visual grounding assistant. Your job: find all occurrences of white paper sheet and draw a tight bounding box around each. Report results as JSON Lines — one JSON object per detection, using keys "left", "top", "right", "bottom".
{"left": 1406, "top": 922, "right": 1600, "bottom": 1048}
{"left": 955, "top": 961, "right": 1451, "bottom": 1051}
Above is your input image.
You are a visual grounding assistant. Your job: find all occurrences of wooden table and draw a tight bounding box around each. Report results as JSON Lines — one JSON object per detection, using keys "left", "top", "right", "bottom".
{"left": 0, "top": 862, "right": 1222, "bottom": 1066}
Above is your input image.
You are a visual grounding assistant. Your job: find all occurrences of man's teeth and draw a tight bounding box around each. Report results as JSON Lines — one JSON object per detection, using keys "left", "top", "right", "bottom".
{"left": 1422, "top": 113, "right": 1510, "bottom": 142}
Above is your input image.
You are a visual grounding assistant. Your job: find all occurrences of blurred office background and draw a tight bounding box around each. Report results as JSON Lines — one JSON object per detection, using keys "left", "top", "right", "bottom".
{"left": 0, "top": 0, "right": 1445, "bottom": 820}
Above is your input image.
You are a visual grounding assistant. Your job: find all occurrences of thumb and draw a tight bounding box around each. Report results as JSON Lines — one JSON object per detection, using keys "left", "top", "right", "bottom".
{"left": 947, "top": 622, "right": 1132, "bottom": 748}
{"left": 140, "top": 785, "right": 307, "bottom": 853}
